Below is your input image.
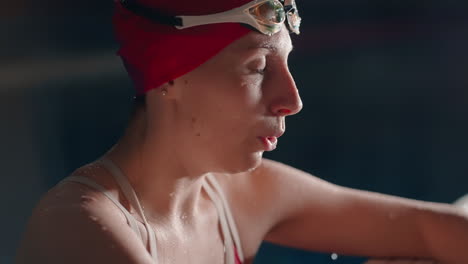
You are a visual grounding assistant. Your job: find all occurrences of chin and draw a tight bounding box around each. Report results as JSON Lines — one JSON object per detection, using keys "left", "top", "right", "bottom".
{"left": 215, "top": 151, "right": 263, "bottom": 174}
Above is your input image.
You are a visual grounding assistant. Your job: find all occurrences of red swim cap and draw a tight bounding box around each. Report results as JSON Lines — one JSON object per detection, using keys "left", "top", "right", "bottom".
{"left": 113, "top": 0, "right": 252, "bottom": 95}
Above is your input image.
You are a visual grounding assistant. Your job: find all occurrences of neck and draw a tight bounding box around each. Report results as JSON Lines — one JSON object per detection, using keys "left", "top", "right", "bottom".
{"left": 104, "top": 110, "right": 211, "bottom": 226}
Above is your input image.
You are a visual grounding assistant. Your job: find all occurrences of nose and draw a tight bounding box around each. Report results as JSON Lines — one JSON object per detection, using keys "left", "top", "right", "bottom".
{"left": 269, "top": 66, "right": 303, "bottom": 117}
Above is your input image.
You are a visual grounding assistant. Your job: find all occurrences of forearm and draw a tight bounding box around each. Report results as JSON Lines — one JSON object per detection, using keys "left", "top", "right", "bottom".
{"left": 417, "top": 203, "right": 468, "bottom": 264}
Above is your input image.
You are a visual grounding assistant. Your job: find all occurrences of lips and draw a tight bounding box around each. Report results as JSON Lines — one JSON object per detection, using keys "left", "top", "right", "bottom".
{"left": 258, "top": 131, "right": 284, "bottom": 151}
{"left": 258, "top": 136, "right": 277, "bottom": 151}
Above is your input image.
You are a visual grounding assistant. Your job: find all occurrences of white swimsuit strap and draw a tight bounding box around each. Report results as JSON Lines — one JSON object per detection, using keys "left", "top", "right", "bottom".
{"left": 205, "top": 174, "right": 244, "bottom": 262}
{"left": 204, "top": 174, "right": 244, "bottom": 262}
{"left": 63, "top": 159, "right": 243, "bottom": 264}
{"left": 99, "top": 157, "right": 158, "bottom": 263}
{"left": 59, "top": 176, "right": 143, "bottom": 240}
{"left": 202, "top": 179, "right": 235, "bottom": 264}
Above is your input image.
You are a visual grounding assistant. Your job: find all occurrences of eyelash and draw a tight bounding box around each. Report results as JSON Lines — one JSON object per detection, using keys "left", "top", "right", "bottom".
{"left": 254, "top": 66, "right": 266, "bottom": 75}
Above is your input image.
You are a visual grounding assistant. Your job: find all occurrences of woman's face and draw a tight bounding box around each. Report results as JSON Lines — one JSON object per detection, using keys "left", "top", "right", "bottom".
{"left": 155, "top": 26, "right": 303, "bottom": 174}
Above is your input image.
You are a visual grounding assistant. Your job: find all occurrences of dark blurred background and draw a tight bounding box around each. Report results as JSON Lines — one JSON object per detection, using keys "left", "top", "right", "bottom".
{"left": 2, "top": 0, "right": 468, "bottom": 263}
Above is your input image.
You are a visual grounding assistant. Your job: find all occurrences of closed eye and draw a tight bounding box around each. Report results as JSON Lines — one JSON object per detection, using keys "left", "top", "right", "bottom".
{"left": 254, "top": 68, "right": 266, "bottom": 75}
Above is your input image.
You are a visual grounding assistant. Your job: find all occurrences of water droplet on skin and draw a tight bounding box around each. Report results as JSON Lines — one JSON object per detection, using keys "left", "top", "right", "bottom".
{"left": 331, "top": 253, "right": 338, "bottom": 260}
{"left": 101, "top": 226, "right": 108, "bottom": 231}
{"left": 89, "top": 216, "right": 98, "bottom": 222}
{"left": 169, "top": 192, "right": 175, "bottom": 197}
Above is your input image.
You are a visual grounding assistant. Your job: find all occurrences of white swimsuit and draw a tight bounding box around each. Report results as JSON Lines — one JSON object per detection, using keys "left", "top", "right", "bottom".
{"left": 60, "top": 157, "right": 244, "bottom": 264}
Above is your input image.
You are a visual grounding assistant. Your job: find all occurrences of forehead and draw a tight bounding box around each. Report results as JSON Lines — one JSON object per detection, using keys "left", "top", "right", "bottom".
{"left": 228, "top": 27, "right": 293, "bottom": 56}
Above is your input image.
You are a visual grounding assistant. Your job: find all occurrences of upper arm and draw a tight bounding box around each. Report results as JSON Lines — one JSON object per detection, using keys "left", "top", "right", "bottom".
{"left": 16, "top": 188, "right": 154, "bottom": 264}
{"left": 256, "top": 159, "right": 442, "bottom": 259}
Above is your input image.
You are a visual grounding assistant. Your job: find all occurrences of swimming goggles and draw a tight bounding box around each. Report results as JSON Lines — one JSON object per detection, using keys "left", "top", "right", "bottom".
{"left": 119, "top": 0, "right": 301, "bottom": 36}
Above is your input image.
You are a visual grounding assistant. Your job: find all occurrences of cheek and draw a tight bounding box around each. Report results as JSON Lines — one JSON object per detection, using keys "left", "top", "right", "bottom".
{"left": 193, "top": 79, "right": 260, "bottom": 118}
{"left": 178, "top": 72, "right": 263, "bottom": 140}
{"left": 239, "top": 80, "right": 263, "bottom": 106}
{"left": 185, "top": 103, "right": 254, "bottom": 151}
{"left": 203, "top": 62, "right": 263, "bottom": 107}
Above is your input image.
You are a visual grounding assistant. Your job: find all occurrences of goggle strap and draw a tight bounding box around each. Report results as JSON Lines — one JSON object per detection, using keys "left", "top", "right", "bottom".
{"left": 177, "top": 8, "right": 253, "bottom": 29}
{"left": 119, "top": 0, "right": 299, "bottom": 35}
{"left": 119, "top": 0, "right": 183, "bottom": 26}
{"left": 177, "top": 0, "right": 283, "bottom": 31}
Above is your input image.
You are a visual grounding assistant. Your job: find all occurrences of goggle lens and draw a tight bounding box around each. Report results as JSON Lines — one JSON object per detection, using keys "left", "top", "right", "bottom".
{"left": 248, "top": 0, "right": 301, "bottom": 35}
{"left": 249, "top": 1, "right": 286, "bottom": 26}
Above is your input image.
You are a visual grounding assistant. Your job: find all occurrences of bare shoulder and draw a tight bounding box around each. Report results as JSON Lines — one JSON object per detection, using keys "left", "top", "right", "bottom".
{"left": 216, "top": 158, "right": 329, "bottom": 194}
{"left": 16, "top": 169, "right": 153, "bottom": 264}
{"left": 212, "top": 158, "right": 336, "bottom": 220}
{"left": 210, "top": 158, "right": 340, "bottom": 255}
{"left": 238, "top": 158, "right": 341, "bottom": 205}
